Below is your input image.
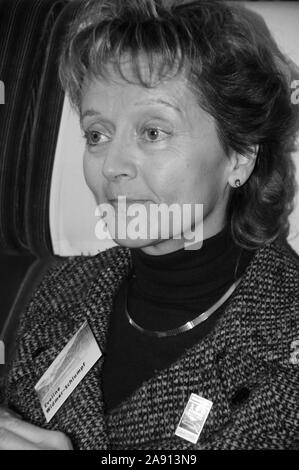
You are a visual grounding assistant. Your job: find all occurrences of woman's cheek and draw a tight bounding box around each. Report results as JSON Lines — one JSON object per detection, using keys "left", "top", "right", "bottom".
{"left": 83, "top": 155, "right": 100, "bottom": 202}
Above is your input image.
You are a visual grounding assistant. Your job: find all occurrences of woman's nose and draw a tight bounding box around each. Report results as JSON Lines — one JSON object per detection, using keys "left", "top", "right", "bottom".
{"left": 102, "top": 138, "right": 138, "bottom": 181}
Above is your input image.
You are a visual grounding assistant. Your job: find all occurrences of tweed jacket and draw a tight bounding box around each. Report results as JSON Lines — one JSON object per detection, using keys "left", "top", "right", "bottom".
{"left": 3, "top": 240, "right": 299, "bottom": 450}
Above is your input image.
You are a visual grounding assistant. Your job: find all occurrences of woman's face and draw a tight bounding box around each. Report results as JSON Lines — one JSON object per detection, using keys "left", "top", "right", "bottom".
{"left": 81, "top": 60, "right": 234, "bottom": 254}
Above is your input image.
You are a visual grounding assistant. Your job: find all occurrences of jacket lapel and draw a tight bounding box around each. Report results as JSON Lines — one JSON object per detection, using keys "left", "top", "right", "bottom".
{"left": 52, "top": 245, "right": 133, "bottom": 449}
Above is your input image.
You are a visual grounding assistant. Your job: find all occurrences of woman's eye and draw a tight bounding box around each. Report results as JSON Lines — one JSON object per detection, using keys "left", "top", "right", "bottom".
{"left": 142, "top": 127, "right": 171, "bottom": 142}
{"left": 83, "top": 130, "right": 109, "bottom": 146}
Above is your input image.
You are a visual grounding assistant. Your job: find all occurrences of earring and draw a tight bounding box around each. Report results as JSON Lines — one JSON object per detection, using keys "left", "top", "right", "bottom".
{"left": 234, "top": 179, "right": 241, "bottom": 188}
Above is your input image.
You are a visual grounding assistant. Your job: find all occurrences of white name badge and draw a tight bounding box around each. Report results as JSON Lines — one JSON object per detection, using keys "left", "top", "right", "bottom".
{"left": 34, "top": 320, "right": 102, "bottom": 422}
{"left": 175, "top": 393, "right": 213, "bottom": 444}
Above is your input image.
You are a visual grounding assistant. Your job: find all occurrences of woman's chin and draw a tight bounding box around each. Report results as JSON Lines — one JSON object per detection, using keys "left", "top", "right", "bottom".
{"left": 112, "top": 237, "right": 161, "bottom": 249}
{"left": 112, "top": 236, "right": 189, "bottom": 255}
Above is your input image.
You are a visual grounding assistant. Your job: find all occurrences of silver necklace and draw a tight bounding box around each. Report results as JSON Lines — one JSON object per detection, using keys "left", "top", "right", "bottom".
{"left": 124, "top": 276, "right": 242, "bottom": 338}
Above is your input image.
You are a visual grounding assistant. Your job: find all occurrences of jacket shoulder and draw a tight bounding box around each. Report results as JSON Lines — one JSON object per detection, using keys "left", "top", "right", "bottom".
{"left": 271, "top": 238, "right": 299, "bottom": 271}
{"left": 253, "top": 238, "right": 299, "bottom": 299}
{"left": 236, "top": 239, "right": 299, "bottom": 364}
{"left": 270, "top": 239, "right": 299, "bottom": 301}
{"left": 16, "top": 246, "right": 130, "bottom": 337}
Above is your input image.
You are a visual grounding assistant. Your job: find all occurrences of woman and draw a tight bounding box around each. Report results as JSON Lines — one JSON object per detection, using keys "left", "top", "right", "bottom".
{"left": 1, "top": 0, "right": 299, "bottom": 450}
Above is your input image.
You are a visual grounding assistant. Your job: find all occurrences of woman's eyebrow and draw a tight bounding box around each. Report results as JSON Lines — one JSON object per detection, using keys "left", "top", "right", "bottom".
{"left": 80, "top": 109, "right": 102, "bottom": 125}
{"left": 80, "top": 99, "right": 182, "bottom": 126}
{"left": 134, "top": 98, "right": 183, "bottom": 115}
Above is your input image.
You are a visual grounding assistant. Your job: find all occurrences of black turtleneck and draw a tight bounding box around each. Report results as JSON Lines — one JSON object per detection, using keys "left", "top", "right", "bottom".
{"left": 102, "top": 225, "right": 256, "bottom": 414}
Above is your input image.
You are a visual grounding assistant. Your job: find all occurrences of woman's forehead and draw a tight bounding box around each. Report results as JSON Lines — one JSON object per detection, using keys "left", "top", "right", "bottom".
{"left": 80, "top": 69, "right": 215, "bottom": 137}
{"left": 81, "top": 59, "right": 193, "bottom": 113}
{"left": 80, "top": 78, "right": 196, "bottom": 125}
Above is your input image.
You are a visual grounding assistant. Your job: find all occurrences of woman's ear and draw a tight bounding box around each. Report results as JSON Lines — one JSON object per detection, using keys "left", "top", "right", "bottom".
{"left": 227, "top": 145, "right": 259, "bottom": 188}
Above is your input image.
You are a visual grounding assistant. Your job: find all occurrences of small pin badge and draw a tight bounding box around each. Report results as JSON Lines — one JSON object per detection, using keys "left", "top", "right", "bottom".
{"left": 175, "top": 393, "right": 213, "bottom": 444}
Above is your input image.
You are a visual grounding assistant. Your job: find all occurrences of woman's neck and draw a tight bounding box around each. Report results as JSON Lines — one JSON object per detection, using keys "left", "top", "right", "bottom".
{"left": 129, "top": 224, "right": 244, "bottom": 308}
{"left": 138, "top": 220, "right": 227, "bottom": 256}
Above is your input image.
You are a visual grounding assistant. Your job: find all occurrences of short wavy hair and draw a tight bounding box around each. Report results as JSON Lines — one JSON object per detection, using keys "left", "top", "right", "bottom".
{"left": 59, "top": 0, "right": 299, "bottom": 250}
